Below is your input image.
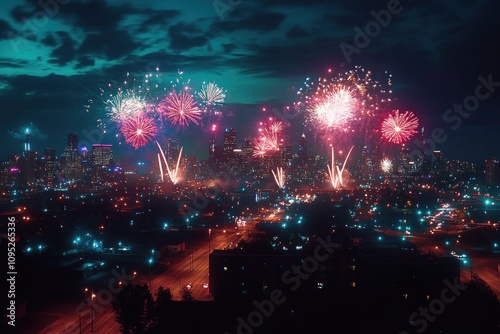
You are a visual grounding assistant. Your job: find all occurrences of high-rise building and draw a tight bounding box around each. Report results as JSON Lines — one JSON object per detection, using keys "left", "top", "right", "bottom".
{"left": 298, "top": 134, "right": 307, "bottom": 163}
{"left": 209, "top": 134, "right": 216, "bottom": 167}
{"left": 92, "top": 144, "right": 113, "bottom": 168}
{"left": 44, "top": 148, "right": 57, "bottom": 186}
{"left": 68, "top": 133, "right": 78, "bottom": 151}
{"left": 241, "top": 139, "right": 253, "bottom": 162}
{"left": 166, "top": 138, "right": 180, "bottom": 164}
{"left": 240, "top": 139, "right": 254, "bottom": 171}
{"left": 61, "top": 133, "right": 82, "bottom": 180}
{"left": 398, "top": 146, "right": 411, "bottom": 175}
{"left": 19, "top": 151, "right": 37, "bottom": 185}
{"left": 4, "top": 155, "right": 20, "bottom": 187}
{"left": 361, "top": 146, "right": 375, "bottom": 180}
{"left": 280, "top": 145, "right": 292, "bottom": 167}
{"left": 485, "top": 158, "right": 499, "bottom": 185}
{"left": 431, "top": 151, "right": 444, "bottom": 176}
{"left": 223, "top": 128, "right": 237, "bottom": 163}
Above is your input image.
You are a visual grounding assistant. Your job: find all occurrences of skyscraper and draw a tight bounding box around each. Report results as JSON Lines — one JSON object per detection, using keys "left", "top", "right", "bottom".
{"left": 92, "top": 144, "right": 113, "bottom": 168}
{"left": 298, "top": 134, "right": 307, "bottom": 163}
{"left": 431, "top": 150, "right": 444, "bottom": 176}
{"left": 280, "top": 145, "right": 292, "bottom": 167}
{"left": 209, "top": 133, "right": 216, "bottom": 167}
{"left": 241, "top": 138, "right": 253, "bottom": 163}
{"left": 43, "top": 148, "right": 57, "bottom": 186}
{"left": 398, "top": 146, "right": 411, "bottom": 175}
{"left": 485, "top": 158, "right": 499, "bottom": 185}
{"left": 68, "top": 133, "right": 78, "bottom": 151}
{"left": 361, "top": 146, "right": 375, "bottom": 180}
{"left": 166, "top": 138, "right": 180, "bottom": 164}
{"left": 223, "top": 128, "right": 237, "bottom": 163}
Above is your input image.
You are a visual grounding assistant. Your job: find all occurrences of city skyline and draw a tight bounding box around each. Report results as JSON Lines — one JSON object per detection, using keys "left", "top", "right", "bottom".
{"left": 0, "top": 0, "right": 499, "bottom": 162}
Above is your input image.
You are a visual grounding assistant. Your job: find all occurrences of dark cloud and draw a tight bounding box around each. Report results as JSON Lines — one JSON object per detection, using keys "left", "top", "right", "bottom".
{"left": 79, "top": 29, "right": 139, "bottom": 60}
{"left": 58, "top": 0, "right": 132, "bottom": 32}
{"left": 210, "top": 11, "right": 286, "bottom": 33}
{"left": 221, "top": 43, "right": 235, "bottom": 53}
{"left": 168, "top": 22, "right": 209, "bottom": 52}
{"left": 49, "top": 31, "right": 76, "bottom": 65}
{"left": 138, "top": 10, "right": 180, "bottom": 32}
{"left": 75, "top": 56, "right": 95, "bottom": 69}
{"left": 232, "top": 37, "right": 344, "bottom": 79}
{"left": 0, "top": 60, "right": 25, "bottom": 69}
{"left": 9, "top": 2, "right": 32, "bottom": 23}
{"left": 0, "top": 0, "right": 499, "bottom": 161}
{"left": 255, "top": 0, "right": 332, "bottom": 6}
{"left": 0, "top": 19, "right": 17, "bottom": 40}
{"left": 286, "top": 25, "right": 310, "bottom": 39}
{"left": 41, "top": 33, "right": 57, "bottom": 47}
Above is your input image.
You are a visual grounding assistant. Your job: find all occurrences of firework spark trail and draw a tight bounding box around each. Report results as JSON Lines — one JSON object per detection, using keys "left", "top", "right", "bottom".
{"left": 327, "top": 146, "right": 354, "bottom": 189}
{"left": 381, "top": 110, "right": 419, "bottom": 144}
{"left": 156, "top": 141, "right": 183, "bottom": 185}
{"left": 160, "top": 91, "right": 202, "bottom": 126}
{"left": 272, "top": 167, "right": 286, "bottom": 189}
{"left": 120, "top": 114, "right": 158, "bottom": 149}
{"left": 198, "top": 82, "right": 225, "bottom": 111}
{"left": 158, "top": 154, "right": 164, "bottom": 182}
{"left": 313, "top": 87, "right": 356, "bottom": 129}
{"left": 380, "top": 157, "right": 393, "bottom": 173}
{"left": 253, "top": 121, "right": 282, "bottom": 156}
{"left": 106, "top": 91, "right": 147, "bottom": 121}
{"left": 295, "top": 66, "right": 393, "bottom": 147}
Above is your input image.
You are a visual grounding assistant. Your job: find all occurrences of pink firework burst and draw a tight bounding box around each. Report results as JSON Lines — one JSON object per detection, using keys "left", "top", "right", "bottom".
{"left": 312, "top": 87, "right": 357, "bottom": 130}
{"left": 160, "top": 91, "right": 201, "bottom": 126}
{"left": 120, "top": 114, "right": 158, "bottom": 149}
{"left": 253, "top": 121, "right": 281, "bottom": 156}
{"left": 381, "top": 110, "right": 419, "bottom": 144}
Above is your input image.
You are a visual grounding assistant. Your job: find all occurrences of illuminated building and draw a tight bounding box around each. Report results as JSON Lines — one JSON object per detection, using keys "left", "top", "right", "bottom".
{"left": 485, "top": 158, "right": 500, "bottom": 185}
{"left": 298, "top": 133, "right": 307, "bottom": 163}
{"left": 92, "top": 144, "right": 113, "bottom": 168}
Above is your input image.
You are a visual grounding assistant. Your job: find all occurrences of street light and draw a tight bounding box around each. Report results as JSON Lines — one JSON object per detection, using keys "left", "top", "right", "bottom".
{"left": 223, "top": 229, "right": 228, "bottom": 246}
{"left": 78, "top": 292, "right": 83, "bottom": 334}
{"left": 148, "top": 258, "right": 153, "bottom": 291}
{"left": 85, "top": 288, "right": 96, "bottom": 332}
{"left": 208, "top": 228, "right": 212, "bottom": 252}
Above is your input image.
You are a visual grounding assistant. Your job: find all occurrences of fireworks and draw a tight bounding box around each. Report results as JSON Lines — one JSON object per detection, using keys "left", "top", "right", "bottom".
{"left": 380, "top": 158, "right": 393, "bottom": 173}
{"left": 296, "top": 66, "right": 393, "bottom": 146}
{"left": 253, "top": 121, "right": 282, "bottom": 157}
{"left": 272, "top": 167, "right": 286, "bottom": 189}
{"left": 381, "top": 110, "right": 419, "bottom": 144}
{"left": 313, "top": 87, "right": 357, "bottom": 129}
{"left": 198, "top": 82, "right": 225, "bottom": 111}
{"left": 120, "top": 114, "right": 158, "bottom": 149}
{"left": 156, "top": 141, "right": 183, "bottom": 185}
{"left": 160, "top": 91, "right": 202, "bottom": 126}
{"left": 327, "top": 145, "right": 354, "bottom": 189}
{"left": 106, "top": 91, "right": 147, "bottom": 121}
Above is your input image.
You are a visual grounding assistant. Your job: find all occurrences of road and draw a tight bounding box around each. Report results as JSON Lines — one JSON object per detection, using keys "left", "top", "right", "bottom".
{"left": 378, "top": 228, "right": 500, "bottom": 298}
{"left": 24, "top": 224, "right": 250, "bottom": 334}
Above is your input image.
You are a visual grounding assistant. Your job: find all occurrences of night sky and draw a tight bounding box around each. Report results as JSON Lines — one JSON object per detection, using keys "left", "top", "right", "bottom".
{"left": 0, "top": 0, "right": 499, "bottom": 162}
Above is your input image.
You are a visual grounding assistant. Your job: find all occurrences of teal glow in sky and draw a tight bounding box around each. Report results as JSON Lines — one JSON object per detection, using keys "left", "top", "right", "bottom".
{"left": 0, "top": 0, "right": 499, "bottom": 161}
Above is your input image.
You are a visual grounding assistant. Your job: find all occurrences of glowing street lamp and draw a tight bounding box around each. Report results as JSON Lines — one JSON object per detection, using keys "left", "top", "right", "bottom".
{"left": 148, "top": 258, "right": 153, "bottom": 291}
{"left": 208, "top": 228, "right": 212, "bottom": 252}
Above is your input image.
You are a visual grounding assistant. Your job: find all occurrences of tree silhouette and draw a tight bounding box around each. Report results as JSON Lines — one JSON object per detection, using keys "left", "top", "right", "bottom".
{"left": 112, "top": 284, "right": 154, "bottom": 333}
{"left": 180, "top": 286, "right": 194, "bottom": 302}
